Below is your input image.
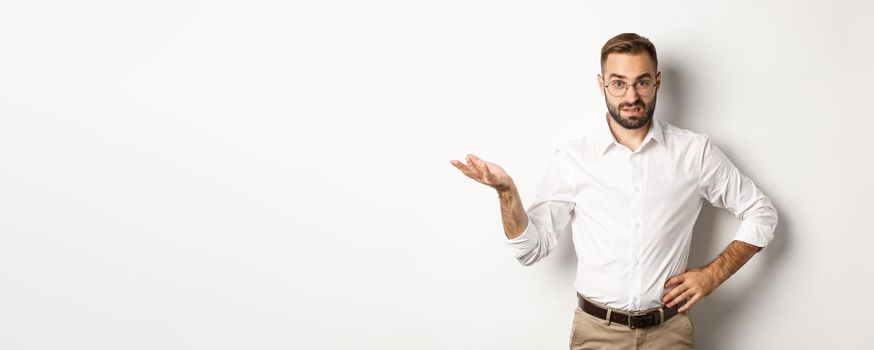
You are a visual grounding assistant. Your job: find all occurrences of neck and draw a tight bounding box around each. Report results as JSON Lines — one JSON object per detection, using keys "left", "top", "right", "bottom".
{"left": 606, "top": 112, "right": 651, "bottom": 152}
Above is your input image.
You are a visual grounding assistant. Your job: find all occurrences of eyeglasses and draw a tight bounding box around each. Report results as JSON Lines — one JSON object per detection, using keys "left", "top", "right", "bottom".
{"left": 604, "top": 79, "right": 657, "bottom": 97}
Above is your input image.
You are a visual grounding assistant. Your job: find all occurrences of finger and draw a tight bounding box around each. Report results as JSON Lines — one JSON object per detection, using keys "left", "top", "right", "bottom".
{"left": 663, "top": 281, "right": 687, "bottom": 299}
{"left": 662, "top": 284, "right": 687, "bottom": 304}
{"left": 465, "top": 156, "right": 481, "bottom": 176}
{"left": 469, "top": 156, "right": 492, "bottom": 180}
{"left": 669, "top": 289, "right": 696, "bottom": 308}
{"left": 678, "top": 293, "right": 702, "bottom": 313}
{"left": 665, "top": 275, "right": 684, "bottom": 288}
{"left": 450, "top": 160, "right": 472, "bottom": 176}
{"left": 480, "top": 163, "right": 494, "bottom": 181}
{"left": 465, "top": 154, "right": 478, "bottom": 168}
{"left": 473, "top": 159, "right": 490, "bottom": 178}
{"left": 467, "top": 154, "right": 483, "bottom": 168}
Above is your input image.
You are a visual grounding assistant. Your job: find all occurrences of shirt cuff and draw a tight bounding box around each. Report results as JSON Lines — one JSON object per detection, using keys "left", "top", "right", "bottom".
{"left": 503, "top": 218, "right": 539, "bottom": 258}
{"left": 732, "top": 219, "right": 776, "bottom": 248}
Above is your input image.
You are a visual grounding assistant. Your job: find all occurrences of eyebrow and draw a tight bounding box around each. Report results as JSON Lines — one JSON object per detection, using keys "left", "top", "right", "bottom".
{"left": 607, "top": 72, "right": 653, "bottom": 80}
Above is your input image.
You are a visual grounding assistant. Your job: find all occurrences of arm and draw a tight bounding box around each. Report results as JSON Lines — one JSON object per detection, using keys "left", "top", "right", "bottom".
{"left": 662, "top": 137, "right": 778, "bottom": 312}
{"left": 497, "top": 183, "right": 528, "bottom": 240}
{"left": 662, "top": 240, "right": 760, "bottom": 312}
{"left": 707, "top": 240, "right": 761, "bottom": 283}
{"left": 450, "top": 154, "right": 528, "bottom": 239}
{"left": 451, "top": 149, "right": 575, "bottom": 266}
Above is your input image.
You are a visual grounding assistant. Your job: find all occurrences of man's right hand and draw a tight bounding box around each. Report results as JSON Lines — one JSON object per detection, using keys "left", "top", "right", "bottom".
{"left": 450, "top": 154, "right": 514, "bottom": 192}
{"left": 451, "top": 153, "right": 528, "bottom": 240}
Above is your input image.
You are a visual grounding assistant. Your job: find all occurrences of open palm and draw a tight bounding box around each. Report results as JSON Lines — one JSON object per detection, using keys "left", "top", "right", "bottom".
{"left": 450, "top": 154, "right": 513, "bottom": 191}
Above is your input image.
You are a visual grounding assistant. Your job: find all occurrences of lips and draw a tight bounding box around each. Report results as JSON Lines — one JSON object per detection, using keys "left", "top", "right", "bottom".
{"left": 622, "top": 106, "right": 644, "bottom": 113}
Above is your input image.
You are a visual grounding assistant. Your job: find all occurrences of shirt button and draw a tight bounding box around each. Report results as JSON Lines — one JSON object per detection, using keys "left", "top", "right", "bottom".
{"left": 634, "top": 260, "right": 640, "bottom": 266}
{"left": 634, "top": 222, "right": 640, "bottom": 229}
{"left": 633, "top": 185, "right": 640, "bottom": 192}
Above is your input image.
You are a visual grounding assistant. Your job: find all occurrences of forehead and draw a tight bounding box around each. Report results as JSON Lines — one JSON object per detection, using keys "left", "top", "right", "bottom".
{"left": 602, "top": 53, "right": 657, "bottom": 78}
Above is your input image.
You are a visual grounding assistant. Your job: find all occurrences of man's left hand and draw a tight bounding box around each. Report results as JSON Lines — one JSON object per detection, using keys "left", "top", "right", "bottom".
{"left": 662, "top": 267, "right": 722, "bottom": 313}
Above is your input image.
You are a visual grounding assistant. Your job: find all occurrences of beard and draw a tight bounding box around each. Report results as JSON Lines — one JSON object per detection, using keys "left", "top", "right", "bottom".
{"left": 606, "top": 94, "right": 657, "bottom": 130}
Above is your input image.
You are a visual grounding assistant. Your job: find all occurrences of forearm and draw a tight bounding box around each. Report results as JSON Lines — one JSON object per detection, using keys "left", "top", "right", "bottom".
{"left": 497, "top": 182, "right": 528, "bottom": 240}
{"left": 705, "top": 240, "right": 761, "bottom": 284}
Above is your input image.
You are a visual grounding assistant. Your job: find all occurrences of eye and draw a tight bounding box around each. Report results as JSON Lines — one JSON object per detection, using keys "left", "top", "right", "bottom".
{"left": 610, "top": 81, "right": 625, "bottom": 88}
{"left": 637, "top": 80, "right": 652, "bottom": 88}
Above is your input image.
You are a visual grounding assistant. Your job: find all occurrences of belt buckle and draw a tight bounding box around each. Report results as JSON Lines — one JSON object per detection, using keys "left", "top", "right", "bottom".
{"left": 628, "top": 314, "right": 640, "bottom": 329}
{"left": 628, "top": 312, "right": 653, "bottom": 329}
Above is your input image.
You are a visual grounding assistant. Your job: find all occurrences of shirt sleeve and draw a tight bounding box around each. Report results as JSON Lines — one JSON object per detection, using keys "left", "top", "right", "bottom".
{"left": 503, "top": 146, "right": 576, "bottom": 266}
{"left": 697, "top": 137, "right": 778, "bottom": 248}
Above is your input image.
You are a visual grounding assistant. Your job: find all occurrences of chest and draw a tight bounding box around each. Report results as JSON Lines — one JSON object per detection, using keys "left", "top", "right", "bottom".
{"left": 566, "top": 146, "right": 700, "bottom": 210}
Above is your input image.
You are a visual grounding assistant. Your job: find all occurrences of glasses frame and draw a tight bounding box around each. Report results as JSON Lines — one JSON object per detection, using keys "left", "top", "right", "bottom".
{"left": 603, "top": 79, "right": 658, "bottom": 97}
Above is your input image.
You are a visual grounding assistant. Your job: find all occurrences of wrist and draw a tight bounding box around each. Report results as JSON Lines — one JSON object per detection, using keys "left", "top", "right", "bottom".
{"left": 495, "top": 180, "right": 516, "bottom": 195}
{"left": 703, "top": 264, "right": 729, "bottom": 285}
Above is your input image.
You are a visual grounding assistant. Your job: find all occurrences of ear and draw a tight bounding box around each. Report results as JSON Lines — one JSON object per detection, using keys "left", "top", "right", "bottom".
{"left": 597, "top": 74, "right": 605, "bottom": 96}
{"left": 655, "top": 71, "right": 662, "bottom": 90}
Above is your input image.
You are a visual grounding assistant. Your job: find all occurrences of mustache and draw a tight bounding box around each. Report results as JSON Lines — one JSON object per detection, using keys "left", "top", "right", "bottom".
{"left": 619, "top": 101, "right": 646, "bottom": 109}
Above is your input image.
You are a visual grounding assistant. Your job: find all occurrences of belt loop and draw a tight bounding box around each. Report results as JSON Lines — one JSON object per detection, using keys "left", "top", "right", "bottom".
{"left": 606, "top": 307, "right": 612, "bottom": 327}
{"left": 659, "top": 308, "right": 665, "bottom": 324}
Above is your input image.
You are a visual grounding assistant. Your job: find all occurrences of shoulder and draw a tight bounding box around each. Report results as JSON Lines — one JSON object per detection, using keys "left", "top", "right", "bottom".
{"left": 548, "top": 130, "right": 601, "bottom": 169}
{"left": 551, "top": 136, "right": 594, "bottom": 164}
{"left": 660, "top": 120, "right": 712, "bottom": 147}
{"left": 552, "top": 123, "right": 603, "bottom": 154}
{"left": 555, "top": 137, "right": 585, "bottom": 152}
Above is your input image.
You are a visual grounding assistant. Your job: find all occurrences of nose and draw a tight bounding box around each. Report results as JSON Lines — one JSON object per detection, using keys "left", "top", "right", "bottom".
{"left": 622, "top": 85, "right": 640, "bottom": 103}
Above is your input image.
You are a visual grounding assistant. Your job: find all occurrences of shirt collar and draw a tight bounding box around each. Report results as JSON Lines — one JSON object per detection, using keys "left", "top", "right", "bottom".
{"left": 597, "top": 114, "right": 665, "bottom": 155}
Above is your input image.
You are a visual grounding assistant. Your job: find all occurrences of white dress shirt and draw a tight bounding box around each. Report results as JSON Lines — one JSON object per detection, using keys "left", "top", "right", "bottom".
{"left": 504, "top": 115, "right": 778, "bottom": 311}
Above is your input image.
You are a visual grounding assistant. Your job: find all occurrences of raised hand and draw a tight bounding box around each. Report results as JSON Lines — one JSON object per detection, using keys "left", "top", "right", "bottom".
{"left": 449, "top": 154, "right": 514, "bottom": 192}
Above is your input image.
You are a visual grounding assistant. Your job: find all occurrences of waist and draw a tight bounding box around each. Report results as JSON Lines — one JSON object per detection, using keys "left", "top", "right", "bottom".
{"left": 573, "top": 264, "right": 688, "bottom": 311}
{"left": 574, "top": 286, "right": 672, "bottom": 311}
{"left": 577, "top": 292, "right": 685, "bottom": 329}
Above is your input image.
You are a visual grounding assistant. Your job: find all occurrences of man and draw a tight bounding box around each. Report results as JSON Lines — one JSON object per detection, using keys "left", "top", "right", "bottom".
{"left": 449, "top": 33, "right": 778, "bottom": 349}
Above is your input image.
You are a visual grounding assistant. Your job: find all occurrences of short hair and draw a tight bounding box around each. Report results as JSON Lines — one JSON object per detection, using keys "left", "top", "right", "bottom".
{"left": 600, "top": 33, "right": 658, "bottom": 72}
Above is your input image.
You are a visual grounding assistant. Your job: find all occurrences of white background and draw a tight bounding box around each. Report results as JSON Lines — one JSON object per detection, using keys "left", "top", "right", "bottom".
{"left": 1, "top": 1, "right": 871, "bottom": 349}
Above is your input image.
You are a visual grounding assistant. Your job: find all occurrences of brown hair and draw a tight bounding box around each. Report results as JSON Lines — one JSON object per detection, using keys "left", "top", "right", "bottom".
{"left": 600, "top": 33, "right": 657, "bottom": 72}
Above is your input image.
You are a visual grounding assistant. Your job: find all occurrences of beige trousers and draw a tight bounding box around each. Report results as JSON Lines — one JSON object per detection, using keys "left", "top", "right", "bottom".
{"left": 568, "top": 304, "right": 695, "bottom": 349}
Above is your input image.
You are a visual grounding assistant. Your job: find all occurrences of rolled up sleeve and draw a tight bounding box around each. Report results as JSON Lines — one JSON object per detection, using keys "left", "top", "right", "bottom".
{"left": 503, "top": 147, "right": 576, "bottom": 265}
{"left": 697, "top": 137, "right": 779, "bottom": 248}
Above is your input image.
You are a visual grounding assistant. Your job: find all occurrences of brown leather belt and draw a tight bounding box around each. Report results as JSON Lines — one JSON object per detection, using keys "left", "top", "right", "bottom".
{"left": 577, "top": 293, "right": 684, "bottom": 329}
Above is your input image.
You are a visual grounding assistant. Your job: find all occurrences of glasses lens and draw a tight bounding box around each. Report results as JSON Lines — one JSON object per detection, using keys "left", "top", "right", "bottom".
{"left": 636, "top": 82, "right": 654, "bottom": 96}
{"left": 607, "top": 82, "right": 655, "bottom": 97}
{"left": 607, "top": 83, "right": 625, "bottom": 97}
